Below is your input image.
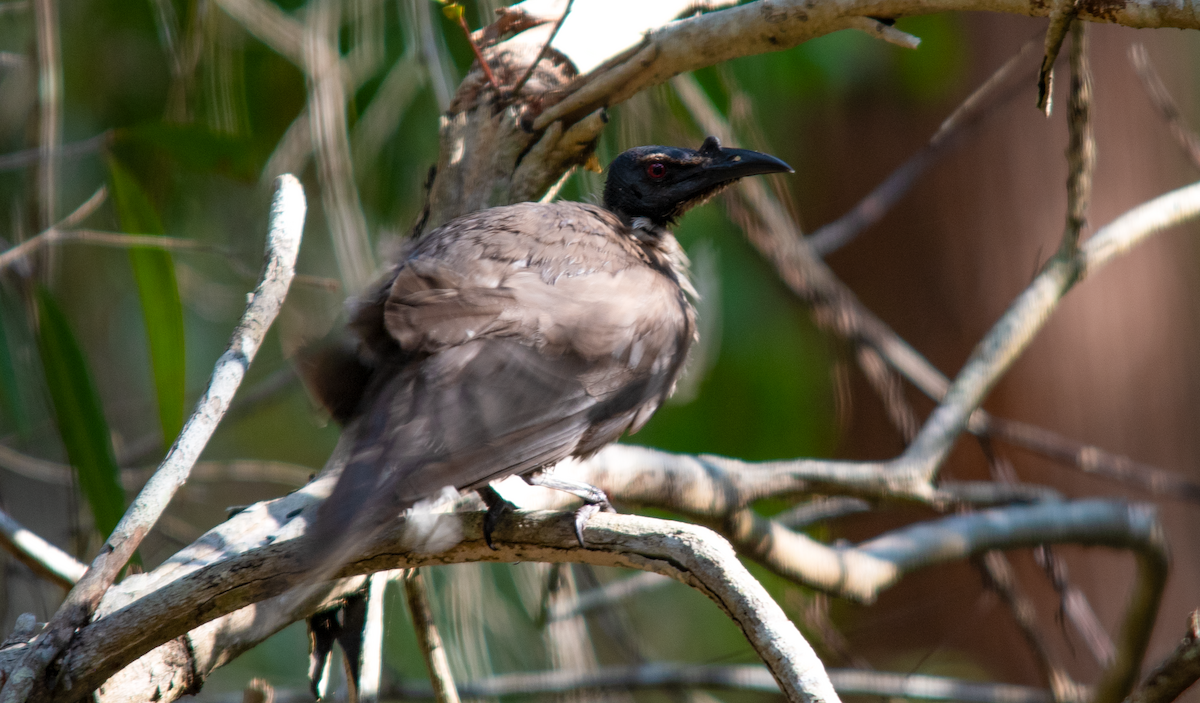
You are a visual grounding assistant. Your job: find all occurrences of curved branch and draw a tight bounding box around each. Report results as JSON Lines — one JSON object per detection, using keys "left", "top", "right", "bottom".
{"left": 56, "top": 510, "right": 841, "bottom": 703}
{"left": 0, "top": 506, "right": 85, "bottom": 588}
{"left": 532, "top": 0, "right": 1200, "bottom": 132}
{"left": 0, "top": 175, "right": 306, "bottom": 703}
{"left": 899, "top": 179, "right": 1200, "bottom": 483}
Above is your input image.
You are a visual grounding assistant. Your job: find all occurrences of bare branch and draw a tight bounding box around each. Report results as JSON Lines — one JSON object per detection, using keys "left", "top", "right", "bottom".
{"left": 303, "top": 0, "right": 375, "bottom": 292}
{"left": 1037, "top": 0, "right": 1078, "bottom": 114}
{"left": 211, "top": 0, "right": 303, "bottom": 68}
{"left": 510, "top": 0, "right": 574, "bottom": 99}
{"left": 532, "top": 0, "right": 1200, "bottom": 134}
{"left": 899, "top": 179, "right": 1200, "bottom": 483}
{"left": 844, "top": 16, "right": 921, "bottom": 48}
{"left": 548, "top": 570, "right": 672, "bottom": 622}
{"left": 381, "top": 664, "right": 1053, "bottom": 703}
{"left": 33, "top": 0, "right": 61, "bottom": 233}
{"left": 808, "top": 36, "right": 1041, "bottom": 255}
{"left": 51, "top": 507, "right": 842, "bottom": 703}
{"left": 358, "top": 571, "right": 395, "bottom": 703}
{"left": 404, "top": 569, "right": 461, "bottom": 703}
{"left": 1125, "top": 610, "right": 1200, "bottom": 703}
{"left": 0, "top": 131, "right": 110, "bottom": 172}
{"left": 979, "top": 551, "right": 1085, "bottom": 703}
{"left": 1061, "top": 20, "right": 1094, "bottom": 254}
{"left": 0, "top": 505, "right": 86, "bottom": 588}
{"left": 1129, "top": 44, "right": 1200, "bottom": 171}
{"left": 0, "top": 175, "right": 306, "bottom": 703}
{"left": 0, "top": 179, "right": 106, "bottom": 277}
{"left": 983, "top": 417, "right": 1200, "bottom": 502}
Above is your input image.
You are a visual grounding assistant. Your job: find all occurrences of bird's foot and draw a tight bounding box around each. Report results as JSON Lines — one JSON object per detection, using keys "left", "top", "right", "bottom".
{"left": 478, "top": 485, "right": 516, "bottom": 550}
{"left": 524, "top": 473, "right": 615, "bottom": 547}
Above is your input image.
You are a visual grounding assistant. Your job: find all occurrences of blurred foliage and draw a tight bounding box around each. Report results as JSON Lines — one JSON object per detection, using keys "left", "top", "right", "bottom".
{"left": 0, "top": 0, "right": 970, "bottom": 696}
{"left": 33, "top": 286, "right": 125, "bottom": 539}
{"left": 108, "top": 156, "right": 187, "bottom": 445}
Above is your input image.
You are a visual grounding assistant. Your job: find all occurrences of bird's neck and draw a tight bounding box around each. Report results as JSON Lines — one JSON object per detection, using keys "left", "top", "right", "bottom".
{"left": 630, "top": 216, "right": 671, "bottom": 244}
{"left": 628, "top": 217, "right": 698, "bottom": 301}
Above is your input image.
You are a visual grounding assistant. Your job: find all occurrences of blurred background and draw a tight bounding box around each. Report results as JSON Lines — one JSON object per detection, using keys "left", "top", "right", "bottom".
{"left": 0, "top": 0, "right": 1197, "bottom": 700}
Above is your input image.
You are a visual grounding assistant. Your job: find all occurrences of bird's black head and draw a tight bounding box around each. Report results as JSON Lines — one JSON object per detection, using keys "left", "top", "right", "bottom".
{"left": 602, "top": 136, "right": 793, "bottom": 227}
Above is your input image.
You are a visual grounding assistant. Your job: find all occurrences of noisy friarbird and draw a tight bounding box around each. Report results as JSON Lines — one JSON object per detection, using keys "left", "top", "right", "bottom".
{"left": 304, "top": 136, "right": 792, "bottom": 563}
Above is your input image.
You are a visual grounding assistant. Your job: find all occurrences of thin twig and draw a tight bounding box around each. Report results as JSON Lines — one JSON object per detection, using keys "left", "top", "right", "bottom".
{"left": 1037, "top": 0, "right": 1079, "bottom": 114}
{"left": 0, "top": 506, "right": 86, "bottom": 589}
{"left": 304, "top": 0, "right": 375, "bottom": 292}
{"left": 404, "top": 569, "right": 461, "bottom": 703}
{"left": 844, "top": 16, "right": 921, "bottom": 48}
{"left": 774, "top": 496, "right": 872, "bottom": 529}
{"left": 1129, "top": 44, "right": 1200, "bottom": 171}
{"left": 979, "top": 551, "right": 1084, "bottom": 703}
{"left": 0, "top": 228, "right": 337, "bottom": 291}
{"left": 33, "top": 0, "right": 61, "bottom": 232}
{"left": 451, "top": 9, "right": 500, "bottom": 92}
{"left": 984, "top": 416, "right": 1200, "bottom": 501}
{"left": 979, "top": 440, "right": 1117, "bottom": 677}
{"left": 808, "top": 36, "right": 1042, "bottom": 255}
{"left": 359, "top": 571, "right": 396, "bottom": 703}
{"left": 898, "top": 179, "right": 1200, "bottom": 482}
{"left": 510, "top": 0, "right": 573, "bottom": 100}
{"left": 378, "top": 665, "right": 1055, "bottom": 703}
{"left": 675, "top": 62, "right": 1200, "bottom": 512}
{"left": 548, "top": 571, "right": 671, "bottom": 622}
{"left": 0, "top": 175, "right": 305, "bottom": 703}
{"left": 1124, "top": 610, "right": 1200, "bottom": 703}
{"left": 1032, "top": 545, "right": 1117, "bottom": 667}
{"left": 1061, "top": 20, "right": 1094, "bottom": 254}
{"left": 211, "top": 0, "right": 304, "bottom": 68}
{"left": 0, "top": 185, "right": 107, "bottom": 271}
{"left": 0, "top": 131, "right": 111, "bottom": 172}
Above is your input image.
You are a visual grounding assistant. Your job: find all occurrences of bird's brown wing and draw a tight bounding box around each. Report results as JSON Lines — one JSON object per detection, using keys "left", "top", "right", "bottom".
{"left": 307, "top": 202, "right": 694, "bottom": 563}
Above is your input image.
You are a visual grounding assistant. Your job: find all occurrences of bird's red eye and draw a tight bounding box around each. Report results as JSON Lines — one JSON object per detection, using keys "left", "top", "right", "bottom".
{"left": 646, "top": 162, "right": 667, "bottom": 179}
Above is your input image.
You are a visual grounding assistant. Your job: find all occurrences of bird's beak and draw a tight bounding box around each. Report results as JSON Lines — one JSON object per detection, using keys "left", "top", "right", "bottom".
{"left": 695, "top": 135, "right": 793, "bottom": 182}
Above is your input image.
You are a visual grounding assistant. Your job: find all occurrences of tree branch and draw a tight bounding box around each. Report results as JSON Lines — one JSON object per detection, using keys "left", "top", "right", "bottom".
{"left": 531, "top": 0, "right": 1200, "bottom": 133}
{"left": 1124, "top": 610, "right": 1200, "bottom": 703}
{"left": 47, "top": 508, "right": 841, "bottom": 703}
{"left": 0, "top": 175, "right": 306, "bottom": 703}
{"left": 404, "top": 569, "right": 461, "bottom": 703}
{"left": 0, "top": 506, "right": 86, "bottom": 589}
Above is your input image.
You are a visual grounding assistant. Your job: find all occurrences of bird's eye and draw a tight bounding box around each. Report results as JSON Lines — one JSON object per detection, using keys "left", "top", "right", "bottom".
{"left": 646, "top": 162, "right": 667, "bottom": 179}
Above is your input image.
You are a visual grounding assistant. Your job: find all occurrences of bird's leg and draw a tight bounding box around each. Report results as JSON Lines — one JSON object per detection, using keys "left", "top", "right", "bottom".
{"left": 523, "top": 473, "right": 615, "bottom": 547}
{"left": 477, "top": 485, "right": 516, "bottom": 550}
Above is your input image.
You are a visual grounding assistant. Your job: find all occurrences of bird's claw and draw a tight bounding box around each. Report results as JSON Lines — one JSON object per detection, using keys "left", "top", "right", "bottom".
{"left": 482, "top": 496, "right": 516, "bottom": 550}
{"left": 572, "top": 499, "right": 613, "bottom": 547}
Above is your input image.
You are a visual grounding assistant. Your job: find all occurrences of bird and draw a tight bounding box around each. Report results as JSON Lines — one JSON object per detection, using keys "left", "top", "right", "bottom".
{"left": 302, "top": 135, "right": 792, "bottom": 563}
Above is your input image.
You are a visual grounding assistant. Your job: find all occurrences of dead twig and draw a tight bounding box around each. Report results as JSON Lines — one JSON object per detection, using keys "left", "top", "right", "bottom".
{"left": 509, "top": 0, "right": 573, "bottom": 100}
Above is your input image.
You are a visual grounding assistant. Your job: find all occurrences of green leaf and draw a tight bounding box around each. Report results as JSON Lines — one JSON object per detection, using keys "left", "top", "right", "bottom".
{"left": 107, "top": 157, "right": 186, "bottom": 445}
{"left": 0, "top": 290, "right": 31, "bottom": 437}
{"left": 34, "top": 286, "right": 126, "bottom": 538}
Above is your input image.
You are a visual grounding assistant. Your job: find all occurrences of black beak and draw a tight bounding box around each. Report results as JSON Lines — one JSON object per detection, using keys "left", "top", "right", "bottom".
{"left": 694, "top": 135, "right": 793, "bottom": 181}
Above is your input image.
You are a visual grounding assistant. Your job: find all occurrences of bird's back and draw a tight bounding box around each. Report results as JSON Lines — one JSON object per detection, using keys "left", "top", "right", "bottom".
{"left": 306, "top": 200, "right": 696, "bottom": 557}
